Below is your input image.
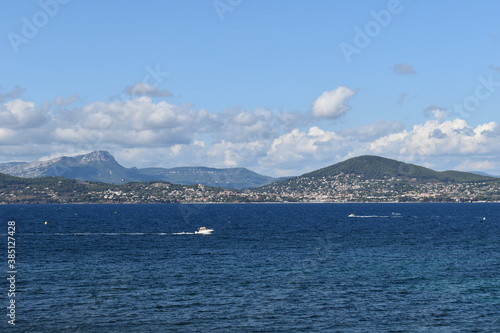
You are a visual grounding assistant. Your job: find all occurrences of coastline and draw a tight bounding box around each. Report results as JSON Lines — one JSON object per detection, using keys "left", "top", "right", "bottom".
{"left": 2, "top": 201, "right": 499, "bottom": 205}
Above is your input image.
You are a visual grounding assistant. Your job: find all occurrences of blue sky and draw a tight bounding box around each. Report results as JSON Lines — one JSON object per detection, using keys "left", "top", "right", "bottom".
{"left": 1, "top": 0, "right": 500, "bottom": 177}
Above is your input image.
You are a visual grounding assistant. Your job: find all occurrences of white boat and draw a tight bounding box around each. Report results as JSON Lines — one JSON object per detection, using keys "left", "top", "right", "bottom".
{"left": 195, "top": 227, "right": 214, "bottom": 235}
{"left": 348, "top": 214, "right": 356, "bottom": 217}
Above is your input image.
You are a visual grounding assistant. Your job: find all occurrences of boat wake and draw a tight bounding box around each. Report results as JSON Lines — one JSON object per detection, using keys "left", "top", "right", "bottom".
{"left": 53, "top": 232, "right": 170, "bottom": 236}
{"left": 348, "top": 212, "right": 403, "bottom": 218}
{"left": 349, "top": 215, "right": 387, "bottom": 218}
{"left": 43, "top": 230, "right": 210, "bottom": 236}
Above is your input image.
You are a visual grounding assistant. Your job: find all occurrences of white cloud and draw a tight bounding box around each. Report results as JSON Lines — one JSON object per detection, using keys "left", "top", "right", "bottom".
{"left": 258, "top": 116, "right": 500, "bottom": 176}
{"left": 455, "top": 160, "right": 496, "bottom": 173}
{"left": 0, "top": 128, "right": 17, "bottom": 144}
{"left": 432, "top": 109, "right": 447, "bottom": 121}
{"left": 365, "top": 119, "right": 500, "bottom": 172}
{"left": 193, "top": 140, "right": 205, "bottom": 148}
{"left": 340, "top": 120, "right": 405, "bottom": 142}
{"left": 208, "top": 140, "right": 270, "bottom": 168}
{"left": 217, "top": 108, "right": 276, "bottom": 143}
{"left": 55, "top": 97, "right": 205, "bottom": 147}
{"left": 1, "top": 95, "right": 499, "bottom": 178}
{"left": 312, "top": 87, "right": 355, "bottom": 119}
{"left": 170, "top": 144, "right": 182, "bottom": 155}
{"left": 0, "top": 99, "right": 47, "bottom": 129}
{"left": 260, "top": 127, "right": 346, "bottom": 175}
{"left": 125, "top": 82, "right": 172, "bottom": 97}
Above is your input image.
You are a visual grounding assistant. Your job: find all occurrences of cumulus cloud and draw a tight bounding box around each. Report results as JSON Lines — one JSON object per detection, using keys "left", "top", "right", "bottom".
{"left": 392, "top": 63, "right": 416, "bottom": 75}
{"left": 0, "top": 86, "right": 26, "bottom": 103}
{"left": 312, "top": 86, "right": 355, "bottom": 119}
{"left": 1, "top": 93, "right": 499, "bottom": 177}
{"left": 258, "top": 115, "right": 500, "bottom": 176}
{"left": 0, "top": 96, "right": 303, "bottom": 167}
{"left": 423, "top": 105, "right": 446, "bottom": 120}
{"left": 340, "top": 120, "right": 405, "bottom": 142}
{"left": 125, "top": 82, "right": 172, "bottom": 97}
{"left": 0, "top": 99, "right": 47, "bottom": 129}
{"left": 369, "top": 118, "right": 499, "bottom": 158}
{"left": 55, "top": 97, "right": 203, "bottom": 147}
{"left": 216, "top": 108, "right": 275, "bottom": 143}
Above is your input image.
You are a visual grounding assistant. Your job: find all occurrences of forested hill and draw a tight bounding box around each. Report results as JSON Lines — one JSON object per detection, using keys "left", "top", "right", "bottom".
{"left": 301, "top": 155, "right": 495, "bottom": 182}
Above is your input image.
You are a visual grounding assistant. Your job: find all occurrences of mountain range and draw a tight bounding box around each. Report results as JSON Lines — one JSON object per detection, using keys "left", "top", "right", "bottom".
{"left": 0, "top": 151, "right": 497, "bottom": 191}
{"left": 1, "top": 152, "right": 499, "bottom": 203}
{"left": 0, "top": 151, "right": 279, "bottom": 189}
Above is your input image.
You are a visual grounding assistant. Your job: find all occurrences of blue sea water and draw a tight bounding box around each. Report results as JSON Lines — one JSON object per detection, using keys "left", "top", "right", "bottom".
{"left": 1, "top": 203, "right": 499, "bottom": 332}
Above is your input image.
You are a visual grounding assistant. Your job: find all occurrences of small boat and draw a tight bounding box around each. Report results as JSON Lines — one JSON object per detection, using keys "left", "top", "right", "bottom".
{"left": 195, "top": 227, "right": 214, "bottom": 235}
{"left": 348, "top": 214, "right": 356, "bottom": 217}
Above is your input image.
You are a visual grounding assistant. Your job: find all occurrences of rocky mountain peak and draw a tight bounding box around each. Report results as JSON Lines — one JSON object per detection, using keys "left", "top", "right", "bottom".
{"left": 80, "top": 150, "right": 117, "bottom": 164}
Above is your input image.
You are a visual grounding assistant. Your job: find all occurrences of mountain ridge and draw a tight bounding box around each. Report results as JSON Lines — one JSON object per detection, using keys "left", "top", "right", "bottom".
{"left": 0, "top": 152, "right": 496, "bottom": 192}
{"left": 1, "top": 153, "right": 499, "bottom": 203}
{"left": 0, "top": 151, "right": 278, "bottom": 189}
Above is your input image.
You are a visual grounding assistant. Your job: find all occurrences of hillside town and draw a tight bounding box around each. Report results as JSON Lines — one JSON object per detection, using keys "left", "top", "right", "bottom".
{"left": 1, "top": 172, "right": 500, "bottom": 204}
{"left": 256, "top": 173, "right": 500, "bottom": 203}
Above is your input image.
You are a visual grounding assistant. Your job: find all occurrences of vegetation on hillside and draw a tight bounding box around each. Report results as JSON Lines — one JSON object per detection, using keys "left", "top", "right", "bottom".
{"left": 300, "top": 155, "right": 495, "bottom": 182}
{"left": 1, "top": 155, "right": 499, "bottom": 204}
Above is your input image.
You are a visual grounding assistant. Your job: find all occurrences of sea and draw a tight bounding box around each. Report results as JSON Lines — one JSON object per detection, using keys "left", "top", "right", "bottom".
{"left": 1, "top": 203, "right": 499, "bottom": 332}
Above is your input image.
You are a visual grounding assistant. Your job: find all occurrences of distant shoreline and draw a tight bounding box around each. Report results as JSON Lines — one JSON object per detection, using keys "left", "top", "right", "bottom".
{"left": 2, "top": 201, "right": 499, "bottom": 205}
